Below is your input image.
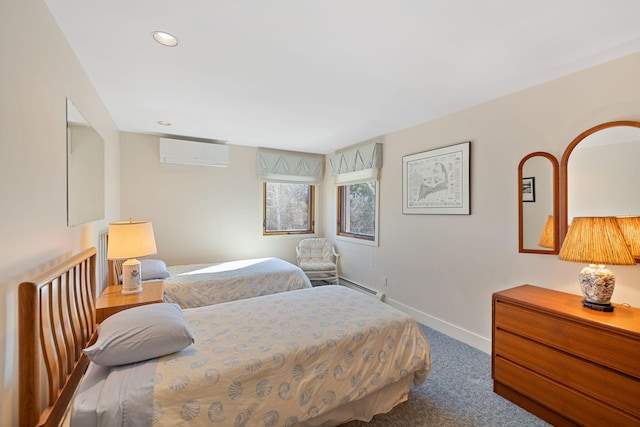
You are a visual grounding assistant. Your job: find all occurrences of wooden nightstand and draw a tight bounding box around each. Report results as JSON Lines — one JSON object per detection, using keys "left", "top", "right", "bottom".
{"left": 95, "top": 281, "right": 164, "bottom": 323}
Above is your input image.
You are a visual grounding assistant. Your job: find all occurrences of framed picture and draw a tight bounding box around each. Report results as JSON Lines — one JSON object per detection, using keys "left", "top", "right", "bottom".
{"left": 402, "top": 141, "right": 470, "bottom": 215}
{"left": 522, "top": 177, "right": 535, "bottom": 202}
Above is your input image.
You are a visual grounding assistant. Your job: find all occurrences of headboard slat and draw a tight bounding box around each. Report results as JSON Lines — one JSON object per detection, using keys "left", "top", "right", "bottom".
{"left": 64, "top": 270, "right": 79, "bottom": 366}
{"left": 43, "top": 284, "right": 60, "bottom": 406}
{"left": 59, "top": 273, "right": 73, "bottom": 379}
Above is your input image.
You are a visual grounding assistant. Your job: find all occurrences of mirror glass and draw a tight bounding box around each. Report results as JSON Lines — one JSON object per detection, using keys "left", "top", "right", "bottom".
{"left": 67, "top": 98, "right": 105, "bottom": 226}
{"left": 519, "top": 152, "right": 558, "bottom": 254}
{"left": 566, "top": 124, "right": 640, "bottom": 224}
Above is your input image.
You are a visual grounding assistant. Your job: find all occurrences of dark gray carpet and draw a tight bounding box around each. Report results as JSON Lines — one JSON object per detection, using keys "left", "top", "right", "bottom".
{"left": 341, "top": 324, "right": 551, "bottom": 427}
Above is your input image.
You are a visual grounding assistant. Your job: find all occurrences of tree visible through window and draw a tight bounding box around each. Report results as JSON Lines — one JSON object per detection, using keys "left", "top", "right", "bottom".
{"left": 263, "top": 182, "right": 314, "bottom": 235}
{"left": 338, "top": 181, "right": 376, "bottom": 240}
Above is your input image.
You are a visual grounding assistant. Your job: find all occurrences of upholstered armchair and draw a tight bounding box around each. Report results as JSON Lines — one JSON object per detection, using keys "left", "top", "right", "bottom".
{"left": 295, "top": 238, "right": 340, "bottom": 285}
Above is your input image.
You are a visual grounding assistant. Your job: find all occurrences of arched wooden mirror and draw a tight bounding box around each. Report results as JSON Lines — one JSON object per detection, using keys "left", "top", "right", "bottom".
{"left": 518, "top": 152, "right": 559, "bottom": 254}
{"left": 560, "top": 121, "right": 640, "bottom": 247}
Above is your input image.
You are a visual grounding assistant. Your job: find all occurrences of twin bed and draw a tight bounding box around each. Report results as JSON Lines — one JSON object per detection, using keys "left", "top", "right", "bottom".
{"left": 19, "top": 248, "right": 431, "bottom": 427}
{"left": 109, "top": 256, "right": 313, "bottom": 308}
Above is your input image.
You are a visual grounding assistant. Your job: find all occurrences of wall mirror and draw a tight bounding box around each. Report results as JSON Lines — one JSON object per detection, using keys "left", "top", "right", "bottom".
{"left": 560, "top": 121, "right": 640, "bottom": 244}
{"left": 67, "top": 98, "right": 105, "bottom": 226}
{"left": 518, "top": 152, "right": 559, "bottom": 254}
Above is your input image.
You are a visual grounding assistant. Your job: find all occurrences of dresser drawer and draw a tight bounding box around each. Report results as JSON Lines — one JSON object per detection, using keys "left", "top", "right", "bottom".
{"left": 494, "top": 299, "right": 640, "bottom": 379}
{"left": 494, "top": 357, "right": 639, "bottom": 426}
{"left": 494, "top": 329, "right": 640, "bottom": 418}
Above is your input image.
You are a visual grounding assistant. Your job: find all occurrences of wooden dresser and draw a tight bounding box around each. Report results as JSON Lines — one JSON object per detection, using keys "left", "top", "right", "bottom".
{"left": 492, "top": 285, "right": 640, "bottom": 426}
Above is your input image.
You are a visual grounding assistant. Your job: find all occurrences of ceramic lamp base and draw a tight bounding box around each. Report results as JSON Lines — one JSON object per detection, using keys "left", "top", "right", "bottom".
{"left": 121, "top": 258, "right": 143, "bottom": 295}
{"left": 578, "top": 264, "right": 615, "bottom": 308}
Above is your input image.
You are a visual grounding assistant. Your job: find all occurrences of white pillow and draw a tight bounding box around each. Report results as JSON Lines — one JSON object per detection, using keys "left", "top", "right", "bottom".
{"left": 84, "top": 303, "right": 193, "bottom": 366}
{"left": 141, "top": 259, "right": 170, "bottom": 280}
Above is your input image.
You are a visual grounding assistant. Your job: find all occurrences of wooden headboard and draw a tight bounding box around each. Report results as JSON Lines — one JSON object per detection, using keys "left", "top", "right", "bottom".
{"left": 19, "top": 247, "right": 98, "bottom": 427}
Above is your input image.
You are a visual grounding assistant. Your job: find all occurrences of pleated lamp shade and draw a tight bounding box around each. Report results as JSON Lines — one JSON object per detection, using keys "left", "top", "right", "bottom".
{"left": 615, "top": 216, "right": 640, "bottom": 260}
{"left": 559, "top": 217, "right": 635, "bottom": 266}
{"left": 559, "top": 217, "right": 635, "bottom": 310}
{"left": 538, "top": 215, "right": 555, "bottom": 249}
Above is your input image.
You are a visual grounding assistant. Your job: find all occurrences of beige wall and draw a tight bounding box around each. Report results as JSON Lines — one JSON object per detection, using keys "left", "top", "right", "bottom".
{"left": 325, "top": 52, "right": 640, "bottom": 351}
{"left": 120, "top": 132, "right": 324, "bottom": 265}
{"left": 0, "top": 1, "right": 120, "bottom": 425}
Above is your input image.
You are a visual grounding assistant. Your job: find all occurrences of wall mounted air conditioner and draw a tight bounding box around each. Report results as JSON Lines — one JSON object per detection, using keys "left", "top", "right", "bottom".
{"left": 159, "top": 137, "right": 229, "bottom": 167}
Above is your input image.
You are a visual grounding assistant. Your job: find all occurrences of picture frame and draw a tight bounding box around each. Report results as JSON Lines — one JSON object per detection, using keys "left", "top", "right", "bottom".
{"left": 402, "top": 141, "right": 470, "bottom": 215}
{"left": 522, "top": 176, "right": 535, "bottom": 202}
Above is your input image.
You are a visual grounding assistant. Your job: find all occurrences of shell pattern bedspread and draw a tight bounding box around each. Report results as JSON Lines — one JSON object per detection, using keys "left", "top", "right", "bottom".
{"left": 163, "top": 257, "right": 312, "bottom": 308}
{"left": 102, "top": 286, "right": 431, "bottom": 426}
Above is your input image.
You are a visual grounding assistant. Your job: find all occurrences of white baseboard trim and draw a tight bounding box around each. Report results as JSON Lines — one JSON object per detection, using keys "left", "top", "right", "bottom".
{"left": 384, "top": 297, "right": 491, "bottom": 355}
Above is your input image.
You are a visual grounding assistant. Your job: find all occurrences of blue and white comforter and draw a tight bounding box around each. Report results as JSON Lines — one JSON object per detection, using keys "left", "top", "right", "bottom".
{"left": 90, "top": 286, "right": 431, "bottom": 426}
{"left": 163, "top": 257, "right": 312, "bottom": 308}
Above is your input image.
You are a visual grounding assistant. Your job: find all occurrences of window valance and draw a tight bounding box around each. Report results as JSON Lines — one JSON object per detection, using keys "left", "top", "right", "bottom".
{"left": 256, "top": 150, "right": 324, "bottom": 182}
{"left": 330, "top": 142, "right": 382, "bottom": 183}
{"left": 329, "top": 142, "right": 382, "bottom": 176}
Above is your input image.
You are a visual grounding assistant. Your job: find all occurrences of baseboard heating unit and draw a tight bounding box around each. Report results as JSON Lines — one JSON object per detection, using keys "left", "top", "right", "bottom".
{"left": 339, "top": 278, "right": 385, "bottom": 301}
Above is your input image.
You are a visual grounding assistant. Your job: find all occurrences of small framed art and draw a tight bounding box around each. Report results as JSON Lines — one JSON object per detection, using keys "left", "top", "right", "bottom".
{"left": 402, "top": 141, "right": 470, "bottom": 215}
{"left": 522, "top": 177, "right": 535, "bottom": 202}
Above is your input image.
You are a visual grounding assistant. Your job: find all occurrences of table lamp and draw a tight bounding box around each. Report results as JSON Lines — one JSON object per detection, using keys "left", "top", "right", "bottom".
{"left": 107, "top": 219, "right": 157, "bottom": 294}
{"left": 558, "top": 217, "right": 635, "bottom": 312}
{"left": 538, "top": 215, "right": 554, "bottom": 249}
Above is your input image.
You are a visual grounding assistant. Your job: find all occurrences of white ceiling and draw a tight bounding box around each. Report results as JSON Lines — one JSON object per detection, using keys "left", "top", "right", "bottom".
{"left": 44, "top": 0, "right": 640, "bottom": 154}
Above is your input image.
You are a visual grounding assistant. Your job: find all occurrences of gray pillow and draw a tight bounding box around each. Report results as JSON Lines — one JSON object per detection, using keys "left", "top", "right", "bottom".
{"left": 84, "top": 303, "right": 194, "bottom": 366}
{"left": 141, "top": 259, "right": 171, "bottom": 280}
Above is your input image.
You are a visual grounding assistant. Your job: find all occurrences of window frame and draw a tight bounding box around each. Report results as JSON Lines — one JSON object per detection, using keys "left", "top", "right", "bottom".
{"left": 262, "top": 180, "right": 316, "bottom": 236}
{"left": 336, "top": 179, "right": 379, "bottom": 244}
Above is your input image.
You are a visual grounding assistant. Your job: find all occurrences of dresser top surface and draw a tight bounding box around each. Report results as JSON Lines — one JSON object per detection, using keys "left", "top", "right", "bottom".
{"left": 494, "top": 285, "right": 640, "bottom": 335}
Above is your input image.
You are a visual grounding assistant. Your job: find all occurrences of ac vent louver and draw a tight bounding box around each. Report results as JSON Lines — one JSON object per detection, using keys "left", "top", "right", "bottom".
{"left": 159, "top": 137, "right": 229, "bottom": 167}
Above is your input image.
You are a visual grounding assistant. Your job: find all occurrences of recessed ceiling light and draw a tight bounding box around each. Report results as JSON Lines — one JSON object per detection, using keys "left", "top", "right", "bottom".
{"left": 158, "top": 120, "right": 171, "bottom": 126}
{"left": 152, "top": 31, "right": 178, "bottom": 47}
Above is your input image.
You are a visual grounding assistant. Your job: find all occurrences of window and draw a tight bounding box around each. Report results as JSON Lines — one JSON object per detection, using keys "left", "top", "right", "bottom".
{"left": 263, "top": 181, "right": 315, "bottom": 235}
{"left": 337, "top": 180, "right": 376, "bottom": 241}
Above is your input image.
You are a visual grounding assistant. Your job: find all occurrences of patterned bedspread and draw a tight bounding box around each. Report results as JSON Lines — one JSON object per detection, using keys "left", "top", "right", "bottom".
{"left": 97, "top": 286, "right": 431, "bottom": 426}
{"left": 163, "top": 257, "right": 312, "bottom": 308}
